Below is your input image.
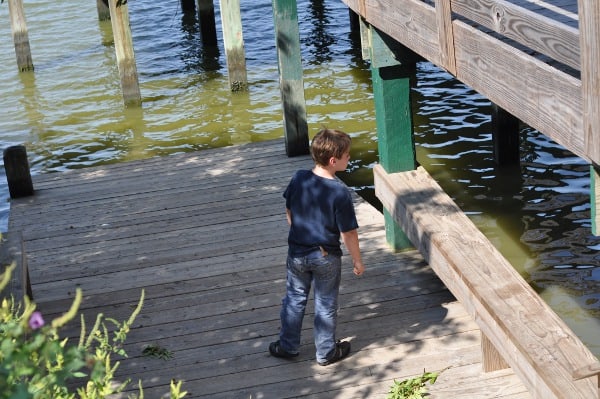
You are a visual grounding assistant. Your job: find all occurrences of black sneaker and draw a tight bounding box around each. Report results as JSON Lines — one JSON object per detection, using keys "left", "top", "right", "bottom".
{"left": 269, "top": 341, "right": 299, "bottom": 359}
{"left": 318, "top": 340, "right": 351, "bottom": 366}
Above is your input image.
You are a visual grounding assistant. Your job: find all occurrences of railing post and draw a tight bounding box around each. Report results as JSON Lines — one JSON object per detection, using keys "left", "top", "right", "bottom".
{"left": 272, "top": 0, "right": 309, "bottom": 157}
{"left": 434, "top": 0, "right": 456, "bottom": 75}
{"left": 368, "top": 26, "right": 417, "bottom": 250}
{"left": 481, "top": 333, "right": 510, "bottom": 372}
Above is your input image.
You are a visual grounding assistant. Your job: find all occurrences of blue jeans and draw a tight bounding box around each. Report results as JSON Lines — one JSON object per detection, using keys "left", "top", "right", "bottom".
{"left": 279, "top": 251, "right": 342, "bottom": 363}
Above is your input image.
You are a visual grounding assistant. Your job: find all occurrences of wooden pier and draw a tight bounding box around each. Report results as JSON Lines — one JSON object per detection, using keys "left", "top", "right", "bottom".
{"left": 4, "top": 140, "right": 531, "bottom": 398}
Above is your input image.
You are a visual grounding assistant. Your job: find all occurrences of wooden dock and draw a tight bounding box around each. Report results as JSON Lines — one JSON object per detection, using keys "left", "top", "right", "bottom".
{"left": 5, "top": 140, "right": 530, "bottom": 398}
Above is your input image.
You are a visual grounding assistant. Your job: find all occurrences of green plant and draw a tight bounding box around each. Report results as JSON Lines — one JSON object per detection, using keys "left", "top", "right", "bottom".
{"left": 386, "top": 369, "right": 441, "bottom": 399}
{"left": 0, "top": 262, "right": 187, "bottom": 399}
{"left": 142, "top": 343, "right": 173, "bottom": 360}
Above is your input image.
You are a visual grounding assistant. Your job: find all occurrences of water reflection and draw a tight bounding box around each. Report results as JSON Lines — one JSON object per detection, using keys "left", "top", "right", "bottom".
{"left": 304, "top": 0, "right": 335, "bottom": 65}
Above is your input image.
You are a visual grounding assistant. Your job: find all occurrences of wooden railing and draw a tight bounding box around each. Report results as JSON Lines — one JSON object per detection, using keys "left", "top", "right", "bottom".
{"left": 350, "top": 0, "right": 600, "bottom": 395}
{"left": 374, "top": 164, "right": 600, "bottom": 399}
{"left": 343, "top": 0, "right": 600, "bottom": 233}
{"left": 343, "top": 0, "right": 585, "bottom": 162}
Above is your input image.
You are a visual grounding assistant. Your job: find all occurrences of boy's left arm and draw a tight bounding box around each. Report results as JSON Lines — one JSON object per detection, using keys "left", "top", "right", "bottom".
{"left": 341, "top": 229, "right": 365, "bottom": 276}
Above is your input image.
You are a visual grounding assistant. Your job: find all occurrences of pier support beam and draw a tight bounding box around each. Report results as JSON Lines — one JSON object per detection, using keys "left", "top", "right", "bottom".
{"left": 578, "top": 0, "right": 600, "bottom": 235}
{"left": 491, "top": 104, "right": 520, "bottom": 166}
{"left": 108, "top": 0, "right": 142, "bottom": 107}
{"left": 219, "top": 0, "right": 248, "bottom": 91}
{"left": 8, "top": 0, "right": 34, "bottom": 72}
{"left": 591, "top": 167, "right": 600, "bottom": 235}
{"left": 197, "top": 0, "right": 218, "bottom": 46}
{"left": 181, "top": 0, "right": 196, "bottom": 12}
{"left": 272, "top": 0, "right": 309, "bottom": 157}
{"left": 97, "top": 0, "right": 111, "bottom": 21}
{"left": 368, "top": 26, "right": 417, "bottom": 250}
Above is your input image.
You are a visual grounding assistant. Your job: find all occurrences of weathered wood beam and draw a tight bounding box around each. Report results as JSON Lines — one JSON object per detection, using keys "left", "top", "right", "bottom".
{"left": 341, "top": 0, "right": 585, "bottom": 163}
{"left": 578, "top": 0, "right": 600, "bottom": 233}
{"left": 434, "top": 0, "right": 456, "bottom": 75}
{"left": 219, "top": 0, "right": 248, "bottom": 91}
{"left": 272, "top": 0, "right": 309, "bottom": 157}
{"left": 374, "top": 164, "right": 600, "bottom": 398}
{"left": 7, "top": 0, "right": 34, "bottom": 72}
{"left": 452, "top": 0, "right": 579, "bottom": 71}
{"left": 108, "top": 0, "right": 142, "bottom": 108}
{"left": 359, "top": 17, "right": 369, "bottom": 61}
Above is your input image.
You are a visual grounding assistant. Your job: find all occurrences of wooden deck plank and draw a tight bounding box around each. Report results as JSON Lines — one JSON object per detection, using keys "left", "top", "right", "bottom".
{"left": 6, "top": 140, "right": 530, "bottom": 398}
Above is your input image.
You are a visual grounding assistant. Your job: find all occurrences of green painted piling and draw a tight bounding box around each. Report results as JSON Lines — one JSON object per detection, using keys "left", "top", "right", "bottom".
{"left": 369, "top": 26, "right": 417, "bottom": 250}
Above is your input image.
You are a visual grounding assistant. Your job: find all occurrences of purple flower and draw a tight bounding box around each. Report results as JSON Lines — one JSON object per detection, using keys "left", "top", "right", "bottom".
{"left": 28, "top": 311, "right": 45, "bottom": 330}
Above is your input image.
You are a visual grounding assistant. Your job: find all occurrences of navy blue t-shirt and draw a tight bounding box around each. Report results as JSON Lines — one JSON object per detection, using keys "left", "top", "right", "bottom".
{"left": 284, "top": 170, "right": 359, "bottom": 257}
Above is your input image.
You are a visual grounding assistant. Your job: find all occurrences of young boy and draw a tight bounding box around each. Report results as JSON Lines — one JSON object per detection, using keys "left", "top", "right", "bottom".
{"left": 269, "top": 128, "right": 365, "bottom": 366}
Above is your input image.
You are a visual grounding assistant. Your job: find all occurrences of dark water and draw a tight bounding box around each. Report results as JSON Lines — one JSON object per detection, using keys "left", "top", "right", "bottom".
{"left": 1, "top": 0, "right": 598, "bottom": 356}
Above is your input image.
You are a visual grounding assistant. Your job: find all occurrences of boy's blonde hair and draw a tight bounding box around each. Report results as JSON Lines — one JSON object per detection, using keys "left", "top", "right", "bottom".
{"left": 310, "top": 128, "right": 351, "bottom": 166}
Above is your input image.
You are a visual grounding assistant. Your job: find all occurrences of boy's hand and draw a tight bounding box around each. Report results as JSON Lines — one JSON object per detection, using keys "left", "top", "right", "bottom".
{"left": 353, "top": 260, "right": 365, "bottom": 276}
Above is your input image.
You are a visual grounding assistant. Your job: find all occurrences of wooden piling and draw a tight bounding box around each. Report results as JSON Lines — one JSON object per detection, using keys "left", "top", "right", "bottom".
{"left": 219, "top": 0, "right": 248, "bottom": 91}
{"left": 181, "top": 0, "right": 196, "bottom": 12}
{"left": 348, "top": 8, "right": 359, "bottom": 32}
{"left": 108, "top": 0, "right": 142, "bottom": 107}
{"left": 578, "top": 0, "right": 600, "bottom": 235}
{"left": 96, "top": 0, "right": 111, "bottom": 21}
{"left": 3, "top": 145, "right": 33, "bottom": 199}
{"left": 7, "top": 0, "right": 34, "bottom": 72}
{"left": 197, "top": 0, "right": 218, "bottom": 46}
{"left": 591, "top": 166, "right": 600, "bottom": 236}
{"left": 369, "top": 26, "right": 417, "bottom": 250}
{"left": 491, "top": 104, "right": 520, "bottom": 166}
{"left": 272, "top": 0, "right": 309, "bottom": 157}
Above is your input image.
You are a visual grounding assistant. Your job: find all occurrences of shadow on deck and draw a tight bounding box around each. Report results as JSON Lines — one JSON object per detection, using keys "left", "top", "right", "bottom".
{"left": 5, "top": 140, "right": 529, "bottom": 398}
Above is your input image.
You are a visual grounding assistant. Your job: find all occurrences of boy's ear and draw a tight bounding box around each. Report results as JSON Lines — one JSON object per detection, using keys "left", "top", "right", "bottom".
{"left": 328, "top": 156, "right": 337, "bottom": 166}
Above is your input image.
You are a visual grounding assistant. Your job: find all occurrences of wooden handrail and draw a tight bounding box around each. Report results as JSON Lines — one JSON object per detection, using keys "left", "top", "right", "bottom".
{"left": 452, "top": 0, "right": 579, "bottom": 70}
{"left": 573, "top": 361, "right": 600, "bottom": 381}
{"left": 373, "top": 164, "right": 599, "bottom": 398}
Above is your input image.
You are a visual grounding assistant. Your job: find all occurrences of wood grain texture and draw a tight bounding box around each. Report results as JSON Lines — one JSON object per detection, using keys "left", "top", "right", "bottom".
{"left": 374, "top": 164, "right": 599, "bottom": 398}
{"left": 108, "top": 0, "right": 141, "bottom": 107}
{"left": 7, "top": 0, "right": 34, "bottom": 71}
{"left": 5, "top": 140, "right": 531, "bottom": 398}
{"left": 341, "top": 0, "right": 590, "bottom": 164}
